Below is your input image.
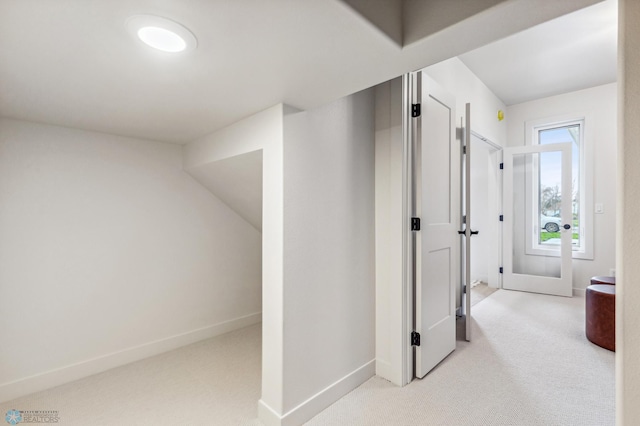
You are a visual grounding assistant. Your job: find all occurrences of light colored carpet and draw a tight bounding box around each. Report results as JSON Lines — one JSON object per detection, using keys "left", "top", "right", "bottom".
{"left": 0, "top": 323, "right": 263, "bottom": 426}
{"left": 1, "top": 290, "right": 615, "bottom": 426}
{"left": 470, "top": 282, "right": 498, "bottom": 307}
{"left": 306, "top": 290, "right": 615, "bottom": 425}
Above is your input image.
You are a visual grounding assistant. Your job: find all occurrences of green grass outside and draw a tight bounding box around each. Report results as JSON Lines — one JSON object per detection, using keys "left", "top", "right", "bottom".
{"left": 540, "top": 232, "right": 579, "bottom": 242}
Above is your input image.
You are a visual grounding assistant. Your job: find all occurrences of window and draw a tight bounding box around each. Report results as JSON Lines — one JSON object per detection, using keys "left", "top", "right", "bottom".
{"left": 525, "top": 115, "right": 593, "bottom": 260}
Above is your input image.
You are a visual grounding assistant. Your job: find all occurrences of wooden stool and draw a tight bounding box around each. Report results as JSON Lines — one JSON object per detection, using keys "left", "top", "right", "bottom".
{"left": 585, "top": 284, "right": 615, "bottom": 351}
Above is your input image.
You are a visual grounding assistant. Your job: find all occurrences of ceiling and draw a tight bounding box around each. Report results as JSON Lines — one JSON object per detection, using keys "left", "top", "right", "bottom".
{"left": 459, "top": 0, "right": 617, "bottom": 106}
{"left": 0, "top": 0, "right": 606, "bottom": 144}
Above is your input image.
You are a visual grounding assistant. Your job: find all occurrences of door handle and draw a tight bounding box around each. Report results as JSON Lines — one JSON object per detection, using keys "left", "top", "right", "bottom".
{"left": 458, "top": 229, "right": 479, "bottom": 235}
{"left": 563, "top": 224, "right": 571, "bottom": 230}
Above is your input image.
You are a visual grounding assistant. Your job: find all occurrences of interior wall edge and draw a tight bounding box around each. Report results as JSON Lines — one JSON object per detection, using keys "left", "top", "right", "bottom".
{"left": 617, "top": 0, "right": 640, "bottom": 423}
{"left": 182, "top": 104, "right": 285, "bottom": 170}
{"left": 280, "top": 360, "right": 375, "bottom": 426}
{"left": 374, "top": 77, "right": 405, "bottom": 387}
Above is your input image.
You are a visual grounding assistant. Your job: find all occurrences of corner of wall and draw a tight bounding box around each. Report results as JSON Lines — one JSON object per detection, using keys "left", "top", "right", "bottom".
{"left": 278, "top": 360, "right": 375, "bottom": 426}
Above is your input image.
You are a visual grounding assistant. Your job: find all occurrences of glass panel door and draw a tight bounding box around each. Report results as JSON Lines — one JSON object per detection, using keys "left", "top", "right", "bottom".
{"left": 502, "top": 143, "right": 572, "bottom": 297}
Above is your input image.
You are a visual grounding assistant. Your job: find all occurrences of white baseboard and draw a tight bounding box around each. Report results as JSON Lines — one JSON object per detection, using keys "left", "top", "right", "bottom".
{"left": 376, "top": 359, "right": 404, "bottom": 387}
{"left": 375, "top": 359, "right": 393, "bottom": 383}
{"left": 259, "top": 359, "right": 375, "bottom": 426}
{"left": 0, "top": 312, "right": 261, "bottom": 403}
{"left": 573, "top": 288, "right": 586, "bottom": 297}
{"left": 258, "top": 399, "right": 282, "bottom": 426}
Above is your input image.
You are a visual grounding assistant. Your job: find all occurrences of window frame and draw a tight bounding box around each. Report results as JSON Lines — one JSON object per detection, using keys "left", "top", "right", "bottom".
{"left": 524, "top": 113, "right": 594, "bottom": 260}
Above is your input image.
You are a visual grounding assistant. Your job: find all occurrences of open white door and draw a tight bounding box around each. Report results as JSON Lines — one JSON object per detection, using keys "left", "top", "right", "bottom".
{"left": 461, "top": 103, "right": 473, "bottom": 342}
{"left": 502, "top": 143, "right": 573, "bottom": 297}
{"left": 414, "top": 73, "right": 460, "bottom": 378}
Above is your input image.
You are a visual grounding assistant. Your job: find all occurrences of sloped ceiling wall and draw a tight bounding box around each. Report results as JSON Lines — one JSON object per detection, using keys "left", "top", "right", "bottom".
{"left": 187, "top": 150, "right": 263, "bottom": 231}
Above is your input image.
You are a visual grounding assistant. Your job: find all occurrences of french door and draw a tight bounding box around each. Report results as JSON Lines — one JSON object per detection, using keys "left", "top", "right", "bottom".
{"left": 502, "top": 143, "right": 573, "bottom": 297}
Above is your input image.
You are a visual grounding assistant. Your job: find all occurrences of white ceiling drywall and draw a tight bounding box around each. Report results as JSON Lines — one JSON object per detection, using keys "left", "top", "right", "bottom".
{"left": 0, "top": 0, "right": 604, "bottom": 144}
{"left": 459, "top": 0, "right": 617, "bottom": 106}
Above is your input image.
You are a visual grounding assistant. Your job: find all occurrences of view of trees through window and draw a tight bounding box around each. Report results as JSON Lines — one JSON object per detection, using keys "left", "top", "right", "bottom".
{"left": 537, "top": 124, "right": 581, "bottom": 246}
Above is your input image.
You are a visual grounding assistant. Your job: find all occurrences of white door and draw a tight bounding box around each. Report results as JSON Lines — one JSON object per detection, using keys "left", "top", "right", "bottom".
{"left": 461, "top": 104, "right": 473, "bottom": 342}
{"left": 414, "top": 73, "right": 460, "bottom": 378}
{"left": 502, "top": 143, "right": 573, "bottom": 297}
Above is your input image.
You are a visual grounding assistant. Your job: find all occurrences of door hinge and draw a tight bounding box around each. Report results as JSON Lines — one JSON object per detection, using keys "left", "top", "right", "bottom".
{"left": 499, "top": 162, "right": 504, "bottom": 170}
{"left": 499, "top": 267, "right": 503, "bottom": 274}
{"left": 463, "top": 284, "right": 467, "bottom": 294}
{"left": 411, "top": 331, "right": 421, "bottom": 346}
{"left": 499, "top": 215, "right": 504, "bottom": 222}
{"left": 463, "top": 145, "right": 467, "bottom": 155}
{"left": 412, "top": 103, "right": 421, "bottom": 118}
{"left": 462, "top": 215, "right": 466, "bottom": 224}
{"left": 411, "top": 217, "right": 421, "bottom": 231}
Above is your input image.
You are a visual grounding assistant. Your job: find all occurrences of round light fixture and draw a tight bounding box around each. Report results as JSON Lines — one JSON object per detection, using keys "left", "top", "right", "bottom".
{"left": 126, "top": 15, "right": 197, "bottom": 53}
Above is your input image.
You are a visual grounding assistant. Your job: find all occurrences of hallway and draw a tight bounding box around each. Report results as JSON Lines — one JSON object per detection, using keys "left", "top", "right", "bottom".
{"left": 308, "top": 290, "right": 614, "bottom": 425}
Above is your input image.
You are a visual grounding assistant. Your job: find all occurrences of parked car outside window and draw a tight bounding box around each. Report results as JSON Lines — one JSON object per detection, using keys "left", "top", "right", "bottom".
{"left": 540, "top": 214, "right": 562, "bottom": 232}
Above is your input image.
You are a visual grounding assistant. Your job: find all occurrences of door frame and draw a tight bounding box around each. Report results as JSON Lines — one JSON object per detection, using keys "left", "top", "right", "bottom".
{"left": 402, "top": 72, "right": 415, "bottom": 385}
{"left": 400, "top": 82, "right": 505, "bottom": 381}
{"left": 466, "top": 130, "right": 503, "bottom": 293}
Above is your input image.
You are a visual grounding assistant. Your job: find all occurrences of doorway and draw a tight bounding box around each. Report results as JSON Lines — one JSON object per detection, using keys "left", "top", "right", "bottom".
{"left": 465, "top": 131, "right": 501, "bottom": 307}
{"left": 411, "top": 71, "right": 460, "bottom": 379}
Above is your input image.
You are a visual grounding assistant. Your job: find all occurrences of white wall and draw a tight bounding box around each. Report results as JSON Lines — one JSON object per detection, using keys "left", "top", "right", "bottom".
{"left": 506, "top": 83, "right": 617, "bottom": 291}
{"left": 278, "top": 89, "right": 376, "bottom": 425}
{"left": 423, "top": 57, "right": 507, "bottom": 146}
{"left": 186, "top": 150, "right": 263, "bottom": 231}
{"left": 617, "top": 1, "right": 640, "bottom": 423}
{"left": 183, "top": 104, "right": 285, "bottom": 421}
{"left": 0, "top": 118, "right": 262, "bottom": 402}
{"left": 374, "top": 77, "right": 405, "bottom": 386}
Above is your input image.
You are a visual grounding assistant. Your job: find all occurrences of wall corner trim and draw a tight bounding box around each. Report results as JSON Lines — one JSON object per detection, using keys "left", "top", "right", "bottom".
{"left": 263, "top": 360, "right": 375, "bottom": 426}
{"left": 258, "top": 399, "right": 283, "bottom": 426}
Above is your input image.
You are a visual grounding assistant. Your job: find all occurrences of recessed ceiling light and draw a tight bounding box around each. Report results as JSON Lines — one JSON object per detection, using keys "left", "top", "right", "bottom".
{"left": 126, "top": 15, "right": 197, "bottom": 53}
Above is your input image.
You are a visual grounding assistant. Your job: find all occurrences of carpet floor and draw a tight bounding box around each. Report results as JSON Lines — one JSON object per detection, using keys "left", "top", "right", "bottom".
{"left": 1, "top": 290, "right": 614, "bottom": 425}
{"left": 470, "top": 282, "right": 498, "bottom": 307}
{"left": 307, "top": 289, "right": 615, "bottom": 425}
{"left": 0, "top": 324, "right": 263, "bottom": 426}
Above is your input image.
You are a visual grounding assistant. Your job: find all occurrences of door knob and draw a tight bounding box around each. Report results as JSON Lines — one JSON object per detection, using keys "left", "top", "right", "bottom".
{"left": 563, "top": 224, "right": 571, "bottom": 230}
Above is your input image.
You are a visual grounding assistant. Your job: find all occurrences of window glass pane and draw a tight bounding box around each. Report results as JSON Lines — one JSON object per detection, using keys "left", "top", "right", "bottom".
{"left": 538, "top": 125, "right": 580, "bottom": 247}
{"left": 513, "top": 152, "right": 561, "bottom": 277}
